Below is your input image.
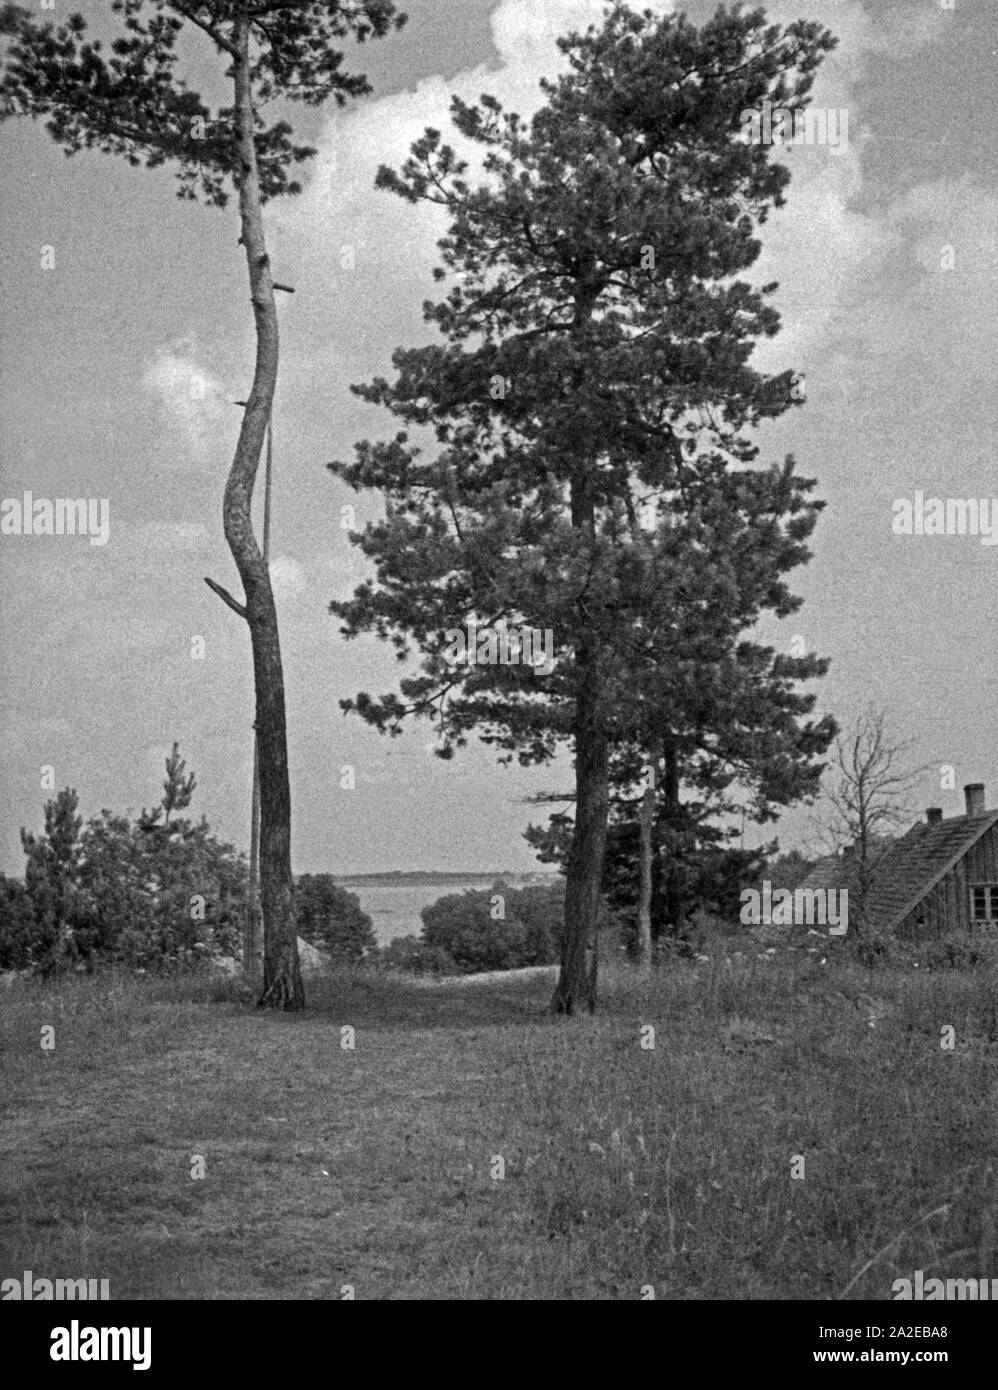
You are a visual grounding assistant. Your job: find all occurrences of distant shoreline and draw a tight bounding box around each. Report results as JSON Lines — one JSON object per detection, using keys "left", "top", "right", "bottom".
{"left": 313, "top": 871, "right": 561, "bottom": 888}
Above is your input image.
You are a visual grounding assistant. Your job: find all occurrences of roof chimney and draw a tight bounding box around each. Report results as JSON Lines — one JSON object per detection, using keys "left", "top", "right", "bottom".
{"left": 964, "top": 783, "right": 986, "bottom": 818}
{"left": 926, "top": 807, "right": 943, "bottom": 825}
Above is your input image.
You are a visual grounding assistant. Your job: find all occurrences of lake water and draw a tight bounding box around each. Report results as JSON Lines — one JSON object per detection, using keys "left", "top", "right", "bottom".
{"left": 347, "top": 879, "right": 555, "bottom": 946}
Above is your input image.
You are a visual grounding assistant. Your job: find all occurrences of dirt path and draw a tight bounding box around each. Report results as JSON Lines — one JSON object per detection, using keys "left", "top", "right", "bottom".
{"left": 414, "top": 964, "right": 559, "bottom": 989}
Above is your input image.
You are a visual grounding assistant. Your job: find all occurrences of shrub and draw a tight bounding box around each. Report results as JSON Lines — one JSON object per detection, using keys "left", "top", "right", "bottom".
{"left": 378, "top": 934, "right": 456, "bottom": 975}
{"left": 853, "top": 932, "right": 901, "bottom": 969}
{"left": 0, "top": 874, "right": 37, "bottom": 970}
{"left": 506, "top": 884, "right": 565, "bottom": 961}
{"left": 8, "top": 753, "right": 248, "bottom": 975}
{"left": 920, "top": 934, "right": 998, "bottom": 972}
{"left": 75, "top": 811, "right": 246, "bottom": 970}
{"left": 295, "top": 875, "right": 377, "bottom": 963}
{"left": 67, "top": 812, "right": 245, "bottom": 970}
{"left": 417, "top": 882, "right": 565, "bottom": 974}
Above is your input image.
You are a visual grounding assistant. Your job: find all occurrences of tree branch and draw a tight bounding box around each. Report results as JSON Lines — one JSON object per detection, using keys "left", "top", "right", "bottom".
{"left": 168, "top": 3, "right": 241, "bottom": 60}
{"left": 204, "top": 576, "right": 248, "bottom": 619}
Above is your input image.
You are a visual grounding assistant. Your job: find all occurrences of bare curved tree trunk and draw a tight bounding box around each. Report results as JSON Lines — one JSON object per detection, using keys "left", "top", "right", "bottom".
{"left": 207, "top": 7, "right": 302, "bottom": 1009}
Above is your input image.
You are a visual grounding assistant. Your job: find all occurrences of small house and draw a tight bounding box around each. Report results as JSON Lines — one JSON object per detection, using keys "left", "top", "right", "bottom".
{"left": 801, "top": 783, "right": 998, "bottom": 938}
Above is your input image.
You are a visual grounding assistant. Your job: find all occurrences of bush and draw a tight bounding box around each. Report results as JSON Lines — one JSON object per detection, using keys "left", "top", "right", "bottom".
{"left": 295, "top": 875, "right": 377, "bottom": 963}
{"left": 919, "top": 934, "right": 998, "bottom": 972}
{"left": 505, "top": 884, "right": 566, "bottom": 961}
{"left": 76, "top": 811, "right": 246, "bottom": 970}
{"left": 8, "top": 760, "right": 248, "bottom": 975}
{"left": 853, "top": 931, "right": 900, "bottom": 969}
{"left": 850, "top": 930, "right": 998, "bottom": 973}
{"left": 0, "top": 874, "right": 37, "bottom": 970}
{"left": 378, "top": 934, "right": 457, "bottom": 976}
{"left": 417, "top": 882, "right": 565, "bottom": 974}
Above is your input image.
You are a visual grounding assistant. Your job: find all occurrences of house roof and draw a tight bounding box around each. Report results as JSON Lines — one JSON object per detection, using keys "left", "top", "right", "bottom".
{"left": 797, "top": 852, "right": 860, "bottom": 895}
{"left": 799, "top": 809, "right": 998, "bottom": 933}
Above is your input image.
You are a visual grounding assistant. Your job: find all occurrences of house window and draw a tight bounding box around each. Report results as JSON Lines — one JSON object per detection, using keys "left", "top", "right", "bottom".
{"left": 970, "top": 885, "right": 998, "bottom": 922}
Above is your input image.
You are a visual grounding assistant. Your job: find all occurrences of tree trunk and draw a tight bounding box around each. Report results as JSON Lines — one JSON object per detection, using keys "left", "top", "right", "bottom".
{"left": 655, "top": 734, "right": 683, "bottom": 939}
{"left": 219, "top": 9, "right": 301, "bottom": 1009}
{"left": 851, "top": 804, "right": 871, "bottom": 940}
{"left": 550, "top": 636, "right": 608, "bottom": 1014}
{"left": 636, "top": 737, "right": 661, "bottom": 973}
{"left": 243, "top": 736, "right": 261, "bottom": 978}
{"left": 550, "top": 438, "right": 607, "bottom": 1014}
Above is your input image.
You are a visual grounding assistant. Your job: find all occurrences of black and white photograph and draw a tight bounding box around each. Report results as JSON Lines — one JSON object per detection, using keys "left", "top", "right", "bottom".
{"left": 0, "top": 0, "right": 995, "bottom": 1339}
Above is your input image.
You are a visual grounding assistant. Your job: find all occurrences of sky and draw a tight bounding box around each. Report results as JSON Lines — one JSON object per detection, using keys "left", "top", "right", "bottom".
{"left": 0, "top": 0, "right": 996, "bottom": 876}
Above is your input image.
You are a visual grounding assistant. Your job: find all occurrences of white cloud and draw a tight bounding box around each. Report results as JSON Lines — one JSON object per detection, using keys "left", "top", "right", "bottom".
{"left": 141, "top": 339, "right": 229, "bottom": 459}
{"left": 886, "top": 177, "right": 998, "bottom": 317}
{"left": 272, "top": 2, "right": 674, "bottom": 373}
{"left": 866, "top": 175, "right": 998, "bottom": 384}
{"left": 273, "top": 0, "right": 973, "bottom": 410}
{"left": 744, "top": 0, "right": 951, "bottom": 373}
{"left": 275, "top": 0, "right": 903, "bottom": 393}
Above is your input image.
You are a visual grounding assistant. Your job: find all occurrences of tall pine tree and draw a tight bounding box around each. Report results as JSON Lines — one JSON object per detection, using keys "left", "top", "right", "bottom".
{"left": 1, "top": 0, "right": 405, "bottom": 1007}
{"left": 330, "top": 4, "right": 836, "bottom": 1011}
{"left": 525, "top": 456, "right": 837, "bottom": 960}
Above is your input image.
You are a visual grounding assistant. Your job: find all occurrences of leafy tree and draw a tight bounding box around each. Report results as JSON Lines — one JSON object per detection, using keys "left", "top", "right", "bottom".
{"left": 0, "top": 874, "right": 37, "bottom": 971}
{"left": 329, "top": 4, "right": 836, "bottom": 1010}
{"left": 529, "top": 806, "right": 769, "bottom": 950}
{"left": 62, "top": 806, "right": 246, "bottom": 969}
{"left": 378, "top": 882, "right": 567, "bottom": 975}
{"left": 71, "top": 810, "right": 150, "bottom": 966}
{"left": 149, "top": 817, "right": 246, "bottom": 963}
{"left": 0, "top": 0, "right": 405, "bottom": 1008}
{"left": 9, "top": 749, "right": 247, "bottom": 972}
{"left": 501, "top": 882, "right": 566, "bottom": 962}
{"left": 421, "top": 882, "right": 566, "bottom": 973}
{"left": 524, "top": 465, "right": 837, "bottom": 957}
{"left": 163, "top": 742, "right": 197, "bottom": 829}
{"left": 139, "top": 741, "right": 198, "bottom": 832}
{"left": 759, "top": 847, "right": 816, "bottom": 892}
{"left": 19, "top": 787, "right": 84, "bottom": 974}
{"left": 295, "top": 874, "right": 377, "bottom": 962}
{"left": 378, "top": 934, "right": 456, "bottom": 976}
{"left": 612, "top": 477, "right": 834, "bottom": 949}
{"left": 420, "top": 889, "right": 531, "bottom": 974}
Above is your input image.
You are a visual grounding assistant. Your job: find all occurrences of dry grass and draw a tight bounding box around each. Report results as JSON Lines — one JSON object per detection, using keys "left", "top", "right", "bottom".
{"left": 1, "top": 952, "right": 995, "bottom": 1299}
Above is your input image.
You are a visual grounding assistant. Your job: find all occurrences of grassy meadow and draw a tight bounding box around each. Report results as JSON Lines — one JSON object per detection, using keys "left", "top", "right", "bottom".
{"left": 1, "top": 950, "right": 996, "bottom": 1300}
